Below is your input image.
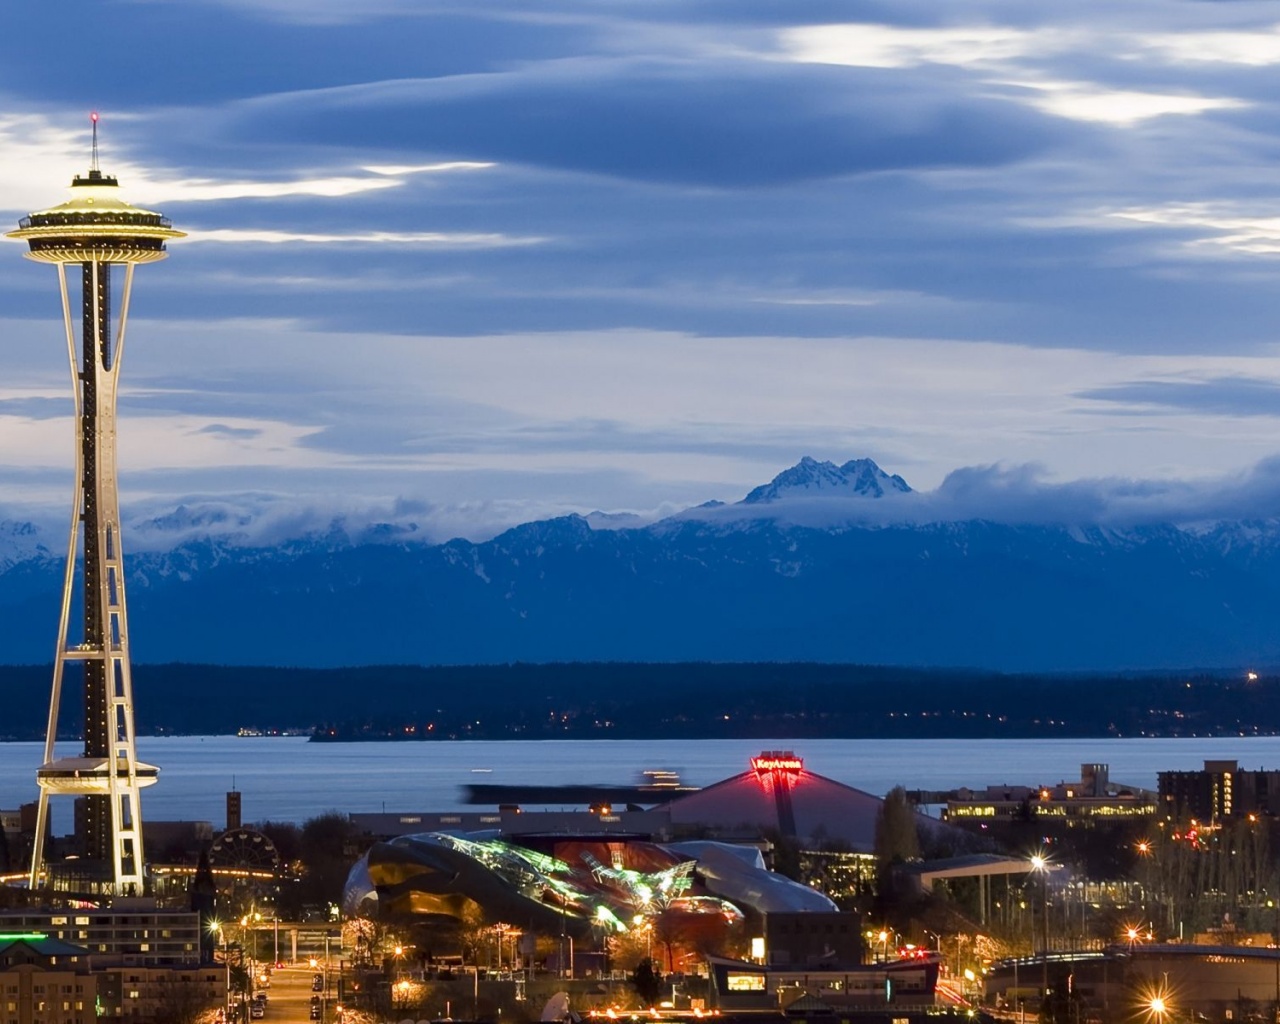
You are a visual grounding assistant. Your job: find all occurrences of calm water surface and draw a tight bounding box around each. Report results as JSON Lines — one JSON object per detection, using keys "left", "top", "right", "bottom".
{"left": 3, "top": 735, "right": 1280, "bottom": 832}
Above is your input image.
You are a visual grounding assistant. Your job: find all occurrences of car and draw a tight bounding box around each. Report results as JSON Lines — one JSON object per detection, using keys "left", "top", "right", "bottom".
{"left": 250, "top": 1005, "right": 264, "bottom": 1020}
{"left": 309, "top": 1007, "right": 321, "bottom": 1021}
{"left": 312, "top": 976, "right": 324, "bottom": 992}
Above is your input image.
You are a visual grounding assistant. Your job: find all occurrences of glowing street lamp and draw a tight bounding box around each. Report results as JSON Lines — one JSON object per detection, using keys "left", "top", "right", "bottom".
{"left": 1030, "top": 852, "right": 1051, "bottom": 996}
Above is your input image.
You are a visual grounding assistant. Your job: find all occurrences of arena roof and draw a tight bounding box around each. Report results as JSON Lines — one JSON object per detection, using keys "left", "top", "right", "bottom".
{"left": 664, "top": 751, "right": 898, "bottom": 851}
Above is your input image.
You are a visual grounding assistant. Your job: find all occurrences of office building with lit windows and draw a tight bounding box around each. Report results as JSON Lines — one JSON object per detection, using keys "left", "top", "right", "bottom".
{"left": 1158, "top": 759, "right": 1280, "bottom": 821}
{"left": 0, "top": 908, "right": 200, "bottom": 967}
{"left": 942, "top": 763, "right": 1156, "bottom": 825}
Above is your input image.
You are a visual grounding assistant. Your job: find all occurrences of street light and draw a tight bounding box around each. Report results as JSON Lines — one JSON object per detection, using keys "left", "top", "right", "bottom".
{"left": 632, "top": 916, "right": 653, "bottom": 961}
{"left": 210, "top": 921, "right": 230, "bottom": 1019}
{"left": 1030, "top": 853, "right": 1050, "bottom": 999}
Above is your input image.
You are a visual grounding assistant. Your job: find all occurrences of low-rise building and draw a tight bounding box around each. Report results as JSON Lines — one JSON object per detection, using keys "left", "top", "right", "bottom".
{"left": 0, "top": 933, "right": 223, "bottom": 1024}
{"left": 707, "top": 955, "right": 941, "bottom": 1011}
{"left": 944, "top": 763, "right": 1156, "bottom": 824}
{"left": 0, "top": 934, "right": 95, "bottom": 1024}
{"left": 0, "top": 904, "right": 200, "bottom": 967}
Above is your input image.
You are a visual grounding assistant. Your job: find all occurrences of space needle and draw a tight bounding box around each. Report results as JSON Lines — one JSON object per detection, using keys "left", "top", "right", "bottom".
{"left": 7, "top": 116, "right": 184, "bottom": 894}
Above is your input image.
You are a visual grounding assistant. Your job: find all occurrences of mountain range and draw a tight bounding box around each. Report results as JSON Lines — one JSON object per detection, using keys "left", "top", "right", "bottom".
{"left": 3, "top": 456, "right": 1280, "bottom": 671}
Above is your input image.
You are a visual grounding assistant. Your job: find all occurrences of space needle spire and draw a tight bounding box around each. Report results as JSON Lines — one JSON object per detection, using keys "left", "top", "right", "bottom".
{"left": 7, "top": 116, "right": 184, "bottom": 894}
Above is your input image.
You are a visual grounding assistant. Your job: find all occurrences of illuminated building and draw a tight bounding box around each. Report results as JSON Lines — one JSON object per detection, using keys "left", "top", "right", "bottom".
{"left": 665, "top": 751, "right": 893, "bottom": 849}
{"left": 0, "top": 934, "right": 95, "bottom": 1024}
{"left": 0, "top": 934, "right": 222, "bottom": 1024}
{"left": 942, "top": 763, "right": 1156, "bottom": 825}
{"left": 6, "top": 118, "right": 182, "bottom": 894}
{"left": 344, "top": 833, "right": 834, "bottom": 937}
{"left": 707, "top": 954, "right": 942, "bottom": 1011}
{"left": 0, "top": 908, "right": 202, "bottom": 966}
{"left": 1158, "top": 759, "right": 1280, "bottom": 822}
{"left": 347, "top": 752, "right": 929, "bottom": 914}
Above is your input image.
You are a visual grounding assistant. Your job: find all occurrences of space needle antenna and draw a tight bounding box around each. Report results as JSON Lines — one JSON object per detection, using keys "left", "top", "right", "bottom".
{"left": 90, "top": 112, "right": 100, "bottom": 173}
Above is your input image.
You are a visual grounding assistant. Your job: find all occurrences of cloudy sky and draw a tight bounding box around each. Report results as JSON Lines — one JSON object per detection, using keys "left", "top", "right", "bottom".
{"left": 6, "top": 0, "right": 1280, "bottom": 541}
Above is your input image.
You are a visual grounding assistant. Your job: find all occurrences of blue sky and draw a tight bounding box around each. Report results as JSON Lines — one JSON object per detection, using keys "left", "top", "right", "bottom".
{"left": 7, "top": 0, "right": 1280, "bottom": 541}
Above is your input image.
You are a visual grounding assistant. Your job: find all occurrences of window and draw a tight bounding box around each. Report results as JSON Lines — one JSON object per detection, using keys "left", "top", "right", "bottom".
{"left": 726, "top": 974, "right": 766, "bottom": 992}
{"left": 74, "top": 918, "right": 89, "bottom": 926}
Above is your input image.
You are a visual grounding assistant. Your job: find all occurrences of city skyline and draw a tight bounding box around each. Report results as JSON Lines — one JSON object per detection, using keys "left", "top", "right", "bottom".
{"left": 6, "top": 3, "right": 1280, "bottom": 541}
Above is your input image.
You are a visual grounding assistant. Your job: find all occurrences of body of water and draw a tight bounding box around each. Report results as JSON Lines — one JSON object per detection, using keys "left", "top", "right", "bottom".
{"left": 2, "top": 735, "right": 1278, "bottom": 832}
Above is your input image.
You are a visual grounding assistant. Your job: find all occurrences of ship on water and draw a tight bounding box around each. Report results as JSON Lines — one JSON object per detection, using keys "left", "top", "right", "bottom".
{"left": 463, "top": 768, "right": 698, "bottom": 808}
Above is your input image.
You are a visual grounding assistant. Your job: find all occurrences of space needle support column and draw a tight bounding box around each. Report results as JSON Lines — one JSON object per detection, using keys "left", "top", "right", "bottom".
{"left": 29, "top": 264, "right": 85, "bottom": 889}
{"left": 10, "top": 119, "right": 182, "bottom": 894}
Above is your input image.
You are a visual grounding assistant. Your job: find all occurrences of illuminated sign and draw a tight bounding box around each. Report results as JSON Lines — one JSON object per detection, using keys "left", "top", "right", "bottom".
{"left": 751, "top": 752, "right": 803, "bottom": 773}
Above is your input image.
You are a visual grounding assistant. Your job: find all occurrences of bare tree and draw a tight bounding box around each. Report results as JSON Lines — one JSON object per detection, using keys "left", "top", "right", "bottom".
{"left": 151, "top": 978, "right": 221, "bottom": 1024}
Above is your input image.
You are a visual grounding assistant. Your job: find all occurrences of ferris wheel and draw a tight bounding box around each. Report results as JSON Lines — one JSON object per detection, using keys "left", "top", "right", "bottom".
{"left": 209, "top": 829, "right": 281, "bottom": 872}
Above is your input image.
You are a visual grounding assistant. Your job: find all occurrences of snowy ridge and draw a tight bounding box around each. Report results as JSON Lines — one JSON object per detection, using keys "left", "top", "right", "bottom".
{"left": 742, "top": 456, "right": 912, "bottom": 503}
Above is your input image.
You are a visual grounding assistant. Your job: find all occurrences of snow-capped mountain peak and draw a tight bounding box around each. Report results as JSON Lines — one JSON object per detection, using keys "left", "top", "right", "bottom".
{"left": 741, "top": 457, "right": 912, "bottom": 504}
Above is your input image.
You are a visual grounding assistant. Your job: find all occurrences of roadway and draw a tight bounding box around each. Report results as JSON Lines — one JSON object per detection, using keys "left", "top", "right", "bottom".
{"left": 243, "top": 963, "right": 327, "bottom": 1024}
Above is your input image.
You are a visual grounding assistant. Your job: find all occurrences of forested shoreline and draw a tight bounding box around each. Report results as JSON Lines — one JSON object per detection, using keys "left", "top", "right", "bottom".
{"left": 0, "top": 662, "right": 1271, "bottom": 741}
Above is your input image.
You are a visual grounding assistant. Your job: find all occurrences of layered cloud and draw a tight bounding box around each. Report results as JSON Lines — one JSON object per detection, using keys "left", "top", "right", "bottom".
{"left": 3, "top": 0, "right": 1280, "bottom": 534}
{"left": 683, "top": 457, "right": 1280, "bottom": 533}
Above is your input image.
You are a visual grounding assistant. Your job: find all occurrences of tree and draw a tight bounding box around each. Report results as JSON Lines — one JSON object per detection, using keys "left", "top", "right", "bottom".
{"left": 151, "top": 978, "right": 221, "bottom": 1024}
{"left": 874, "top": 786, "right": 921, "bottom": 901}
{"left": 875, "top": 786, "right": 921, "bottom": 866}
{"left": 297, "top": 812, "right": 362, "bottom": 911}
{"left": 631, "top": 958, "right": 664, "bottom": 1007}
